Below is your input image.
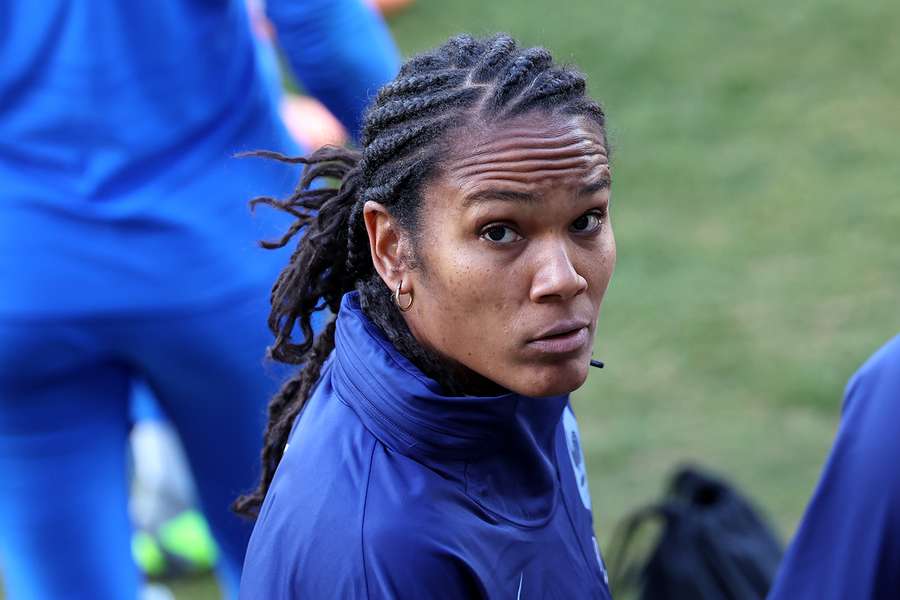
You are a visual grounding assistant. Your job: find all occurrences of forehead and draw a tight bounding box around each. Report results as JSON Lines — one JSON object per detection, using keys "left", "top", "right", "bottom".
{"left": 441, "top": 113, "right": 610, "bottom": 199}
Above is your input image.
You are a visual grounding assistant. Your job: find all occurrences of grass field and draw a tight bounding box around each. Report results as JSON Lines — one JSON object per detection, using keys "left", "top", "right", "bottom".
{"left": 9, "top": 1, "right": 898, "bottom": 598}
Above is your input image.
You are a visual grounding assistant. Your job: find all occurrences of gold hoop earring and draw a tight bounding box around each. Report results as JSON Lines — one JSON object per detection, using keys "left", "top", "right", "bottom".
{"left": 394, "top": 279, "right": 414, "bottom": 312}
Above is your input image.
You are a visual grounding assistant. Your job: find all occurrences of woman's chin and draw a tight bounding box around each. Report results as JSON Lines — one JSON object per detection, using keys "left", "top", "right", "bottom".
{"left": 509, "top": 362, "right": 590, "bottom": 398}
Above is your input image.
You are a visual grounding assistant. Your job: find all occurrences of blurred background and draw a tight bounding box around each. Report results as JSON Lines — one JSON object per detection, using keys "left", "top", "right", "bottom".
{"left": 3, "top": 0, "right": 899, "bottom": 597}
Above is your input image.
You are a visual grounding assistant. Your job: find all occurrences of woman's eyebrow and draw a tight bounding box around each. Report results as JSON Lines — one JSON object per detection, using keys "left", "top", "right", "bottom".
{"left": 579, "top": 179, "right": 610, "bottom": 196}
{"left": 462, "top": 188, "right": 537, "bottom": 207}
{"left": 580, "top": 171, "right": 611, "bottom": 195}
{"left": 463, "top": 177, "right": 610, "bottom": 207}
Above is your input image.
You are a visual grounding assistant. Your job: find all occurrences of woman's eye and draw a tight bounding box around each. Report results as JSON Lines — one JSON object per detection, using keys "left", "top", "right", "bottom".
{"left": 481, "top": 225, "right": 522, "bottom": 244}
{"left": 570, "top": 212, "right": 603, "bottom": 234}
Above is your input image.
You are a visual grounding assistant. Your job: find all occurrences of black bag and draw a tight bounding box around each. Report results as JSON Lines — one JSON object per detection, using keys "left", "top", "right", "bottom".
{"left": 607, "top": 465, "right": 783, "bottom": 600}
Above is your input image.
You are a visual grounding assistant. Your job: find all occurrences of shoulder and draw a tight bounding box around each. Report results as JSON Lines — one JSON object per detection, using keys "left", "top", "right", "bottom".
{"left": 240, "top": 388, "right": 380, "bottom": 598}
{"left": 361, "top": 445, "right": 470, "bottom": 551}
{"left": 361, "top": 504, "right": 483, "bottom": 599}
{"left": 844, "top": 333, "right": 900, "bottom": 412}
{"left": 359, "top": 448, "right": 484, "bottom": 598}
{"left": 839, "top": 333, "right": 900, "bottom": 477}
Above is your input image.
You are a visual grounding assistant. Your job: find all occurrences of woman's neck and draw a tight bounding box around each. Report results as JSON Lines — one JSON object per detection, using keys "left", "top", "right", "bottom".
{"left": 358, "top": 281, "right": 506, "bottom": 397}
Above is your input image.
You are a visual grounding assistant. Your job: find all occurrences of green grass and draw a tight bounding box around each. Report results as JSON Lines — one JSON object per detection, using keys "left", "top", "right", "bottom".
{"left": 7, "top": 2, "right": 897, "bottom": 598}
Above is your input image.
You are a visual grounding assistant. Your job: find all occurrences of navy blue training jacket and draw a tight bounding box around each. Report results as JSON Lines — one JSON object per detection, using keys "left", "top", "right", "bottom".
{"left": 240, "top": 293, "right": 613, "bottom": 599}
{"left": 768, "top": 333, "right": 900, "bottom": 599}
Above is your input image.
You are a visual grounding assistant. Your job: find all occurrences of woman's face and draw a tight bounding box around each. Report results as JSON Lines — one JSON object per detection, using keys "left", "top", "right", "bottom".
{"left": 373, "top": 111, "right": 615, "bottom": 397}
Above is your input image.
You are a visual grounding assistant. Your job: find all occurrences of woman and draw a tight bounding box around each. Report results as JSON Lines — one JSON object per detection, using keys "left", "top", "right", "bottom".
{"left": 238, "top": 34, "right": 616, "bottom": 599}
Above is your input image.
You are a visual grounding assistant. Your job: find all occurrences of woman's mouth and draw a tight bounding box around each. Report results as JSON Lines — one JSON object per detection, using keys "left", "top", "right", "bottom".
{"left": 526, "top": 325, "right": 590, "bottom": 355}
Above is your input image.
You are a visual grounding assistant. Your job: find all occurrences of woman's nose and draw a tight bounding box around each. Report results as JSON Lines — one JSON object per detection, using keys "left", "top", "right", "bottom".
{"left": 529, "top": 241, "right": 588, "bottom": 303}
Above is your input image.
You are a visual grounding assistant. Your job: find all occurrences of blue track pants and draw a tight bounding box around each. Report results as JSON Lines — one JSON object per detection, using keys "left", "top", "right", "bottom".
{"left": 0, "top": 291, "right": 287, "bottom": 599}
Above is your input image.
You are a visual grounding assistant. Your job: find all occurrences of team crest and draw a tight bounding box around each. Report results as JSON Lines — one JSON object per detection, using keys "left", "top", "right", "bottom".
{"left": 562, "top": 406, "right": 592, "bottom": 510}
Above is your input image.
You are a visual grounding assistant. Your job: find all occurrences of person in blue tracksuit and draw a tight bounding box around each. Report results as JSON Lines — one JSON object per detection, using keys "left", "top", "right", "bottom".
{"left": 768, "top": 334, "right": 900, "bottom": 600}
{"left": 0, "top": 1, "right": 398, "bottom": 598}
{"left": 237, "top": 34, "right": 616, "bottom": 598}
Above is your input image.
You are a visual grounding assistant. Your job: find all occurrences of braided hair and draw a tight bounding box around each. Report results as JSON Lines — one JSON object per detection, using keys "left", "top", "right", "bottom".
{"left": 234, "top": 34, "right": 608, "bottom": 517}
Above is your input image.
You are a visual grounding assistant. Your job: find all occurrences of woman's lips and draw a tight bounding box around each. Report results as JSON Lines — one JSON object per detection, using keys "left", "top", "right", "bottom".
{"left": 526, "top": 326, "right": 590, "bottom": 355}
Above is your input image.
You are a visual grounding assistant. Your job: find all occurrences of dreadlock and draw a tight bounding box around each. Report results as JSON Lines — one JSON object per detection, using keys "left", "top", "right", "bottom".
{"left": 234, "top": 33, "right": 608, "bottom": 517}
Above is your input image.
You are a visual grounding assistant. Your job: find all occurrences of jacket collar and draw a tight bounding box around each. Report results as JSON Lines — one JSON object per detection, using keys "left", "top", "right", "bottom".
{"left": 333, "top": 292, "right": 537, "bottom": 459}
{"left": 331, "top": 293, "right": 569, "bottom": 524}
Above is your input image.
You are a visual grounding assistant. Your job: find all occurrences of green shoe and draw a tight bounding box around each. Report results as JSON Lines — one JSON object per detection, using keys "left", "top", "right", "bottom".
{"left": 133, "top": 509, "right": 218, "bottom": 577}
{"left": 133, "top": 530, "right": 167, "bottom": 577}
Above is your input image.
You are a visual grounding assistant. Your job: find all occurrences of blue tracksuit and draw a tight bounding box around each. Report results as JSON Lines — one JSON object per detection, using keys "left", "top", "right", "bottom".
{"left": 240, "top": 293, "right": 613, "bottom": 599}
{"left": 0, "top": 1, "right": 398, "bottom": 598}
{"left": 767, "top": 334, "right": 900, "bottom": 600}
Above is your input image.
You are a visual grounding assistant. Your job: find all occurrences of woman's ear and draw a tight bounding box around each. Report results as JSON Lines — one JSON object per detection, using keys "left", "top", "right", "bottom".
{"left": 363, "top": 201, "right": 408, "bottom": 290}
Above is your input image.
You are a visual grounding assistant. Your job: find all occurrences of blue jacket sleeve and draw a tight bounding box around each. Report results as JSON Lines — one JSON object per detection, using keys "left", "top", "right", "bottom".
{"left": 767, "top": 334, "right": 900, "bottom": 600}
{"left": 265, "top": 0, "right": 401, "bottom": 141}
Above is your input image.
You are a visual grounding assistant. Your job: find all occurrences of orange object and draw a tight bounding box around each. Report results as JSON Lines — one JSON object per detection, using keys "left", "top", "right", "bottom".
{"left": 280, "top": 94, "right": 349, "bottom": 150}
{"left": 366, "top": 0, "right": 416, "bottom": 17}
